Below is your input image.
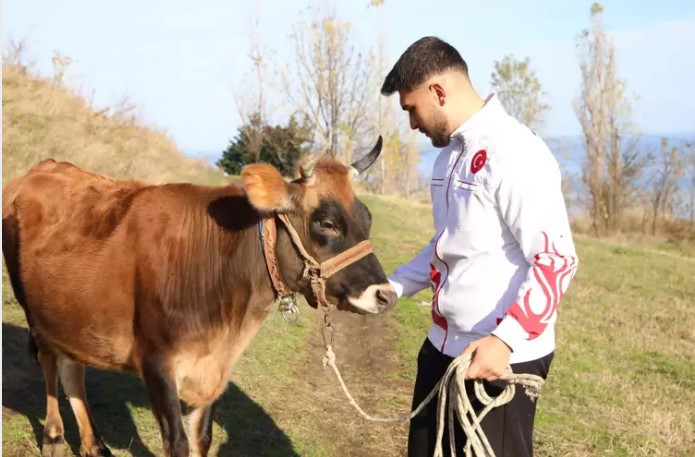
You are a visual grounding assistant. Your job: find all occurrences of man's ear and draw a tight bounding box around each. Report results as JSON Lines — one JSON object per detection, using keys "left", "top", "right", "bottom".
{"left": 241, "top": 163, "right": 297, "bottom": 212}
{"left": 430, "top": 83, "right": 446, "bottom": 106}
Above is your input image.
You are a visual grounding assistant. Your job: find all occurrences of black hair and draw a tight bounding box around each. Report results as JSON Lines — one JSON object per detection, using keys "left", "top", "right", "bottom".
{"left": 381, "top": 36, "right": 468, "bottom": 95}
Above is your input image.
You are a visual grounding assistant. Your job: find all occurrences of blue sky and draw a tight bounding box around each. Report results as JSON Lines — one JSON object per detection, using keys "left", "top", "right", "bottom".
{"left": 3, "top": 0, "right": 695, "bottom": 155}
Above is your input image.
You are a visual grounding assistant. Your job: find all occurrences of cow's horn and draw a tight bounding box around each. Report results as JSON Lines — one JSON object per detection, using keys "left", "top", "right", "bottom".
{"left": 350, "top": 135, "right": 383, "bottom": 176}
{"left": 299, "top": 151, "right": 323, "bottom": 180}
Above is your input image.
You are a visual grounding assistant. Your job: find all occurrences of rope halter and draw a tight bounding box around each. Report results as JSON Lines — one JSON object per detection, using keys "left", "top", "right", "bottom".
{"left": 258, "top": 212, "right": 374, "bottom": 321}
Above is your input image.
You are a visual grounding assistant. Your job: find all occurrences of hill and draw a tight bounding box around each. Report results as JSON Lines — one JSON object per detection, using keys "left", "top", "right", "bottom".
{"left": 2, "top": 63, "right": 226, "bottom": 185}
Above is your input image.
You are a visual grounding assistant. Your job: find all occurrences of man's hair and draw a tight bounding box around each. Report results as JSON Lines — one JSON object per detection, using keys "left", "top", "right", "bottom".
{"left": 380, "top": 36, "right": 468, "bottom": 95}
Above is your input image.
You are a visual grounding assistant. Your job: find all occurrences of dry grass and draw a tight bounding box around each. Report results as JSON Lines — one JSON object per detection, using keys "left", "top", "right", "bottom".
{"left": 571, "top": 209, "right": 695, "bottom": 259}
{"left": 2, "top": 63, "right": 226, "bottom": 186}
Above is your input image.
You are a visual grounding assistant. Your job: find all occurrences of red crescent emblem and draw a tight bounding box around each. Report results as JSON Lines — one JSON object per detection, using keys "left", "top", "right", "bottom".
{"left": 471, "top": 150, "right": 487, "bottom": 173}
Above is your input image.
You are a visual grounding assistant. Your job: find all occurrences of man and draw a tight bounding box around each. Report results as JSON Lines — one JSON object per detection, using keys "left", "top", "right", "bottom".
{"left": 383, "top": 37, "right": 578, "bottom": 457}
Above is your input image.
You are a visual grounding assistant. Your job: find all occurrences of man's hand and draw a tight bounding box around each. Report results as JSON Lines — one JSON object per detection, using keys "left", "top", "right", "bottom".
{"left": 461, "top": 335, "right": 512, "bottom": 381}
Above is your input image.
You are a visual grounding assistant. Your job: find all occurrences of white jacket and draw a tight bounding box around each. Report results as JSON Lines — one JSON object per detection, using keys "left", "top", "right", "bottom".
{"left": 389, "top": 94, "right": 578, "bottom": 363}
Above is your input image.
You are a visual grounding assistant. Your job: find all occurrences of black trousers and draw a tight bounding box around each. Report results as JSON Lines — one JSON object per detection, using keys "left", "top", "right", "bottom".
{"left": 408, "top": 338, "right": 553, "bottom": 457}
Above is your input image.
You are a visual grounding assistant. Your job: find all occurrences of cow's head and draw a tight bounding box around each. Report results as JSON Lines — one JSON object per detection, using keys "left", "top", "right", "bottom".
{"left": 241, "top": 136, "right": 397, "bottom": 314}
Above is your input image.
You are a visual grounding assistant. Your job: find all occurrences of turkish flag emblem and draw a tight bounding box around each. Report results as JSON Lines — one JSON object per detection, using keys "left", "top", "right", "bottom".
{"left": 471, "top": 150, "right": 487, "bottom": 173}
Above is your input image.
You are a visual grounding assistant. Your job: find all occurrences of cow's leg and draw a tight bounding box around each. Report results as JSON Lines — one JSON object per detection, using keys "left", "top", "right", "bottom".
{"left": 141, "top": 356, "right": 189, "bottom": 457}
{"left": 37, "top": 348, "right": 66, "bottom": 457}
{"left": 56, "top": 357, "right": 112, "bottom": 457}
{"left": 188, "top": 402, "right": 216, "bottom": 457}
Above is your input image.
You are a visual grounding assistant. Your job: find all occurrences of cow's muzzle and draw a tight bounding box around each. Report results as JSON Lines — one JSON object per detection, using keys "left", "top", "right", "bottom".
{"left": 346, "top": 283, "right": 398, "bottom": 314}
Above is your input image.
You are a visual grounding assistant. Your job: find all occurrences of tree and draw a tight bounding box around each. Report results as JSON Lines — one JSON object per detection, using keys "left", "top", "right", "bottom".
{"left": 232, "top": 18, "right": 271, "bottom": 164}
{"left": 490, "top": 55, "right": 549, "bottom": 132}
{"left": 360, "top": 2, "right": 421, "bottom": 196}
{"left": 284, "top": 7, "right": 373, "bottom": 159}
{"left": 683, "top": 143, "right": 695, "bottom": 223}
{"left": 574, "top": 3, "right": 646, "bottom": 235}
{"left": 648, "top": 139, "right": 686, "bottom": 234}
{"left": 217, "top": 114, "right": 312, "bottom": 176}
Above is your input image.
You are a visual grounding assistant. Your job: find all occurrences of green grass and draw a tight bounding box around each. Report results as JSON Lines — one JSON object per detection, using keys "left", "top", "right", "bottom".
{"left": 532, "top": 238, "right": 695, "bottom": 456}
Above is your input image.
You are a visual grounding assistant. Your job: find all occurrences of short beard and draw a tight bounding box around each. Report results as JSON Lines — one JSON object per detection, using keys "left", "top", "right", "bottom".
{"left": 429, "top": 111, "right": 451, "bottom": 148}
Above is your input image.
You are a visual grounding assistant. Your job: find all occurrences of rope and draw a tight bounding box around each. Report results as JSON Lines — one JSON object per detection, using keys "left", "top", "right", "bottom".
{"left": 322, "top": 345, "right": 545, "bottom": 457}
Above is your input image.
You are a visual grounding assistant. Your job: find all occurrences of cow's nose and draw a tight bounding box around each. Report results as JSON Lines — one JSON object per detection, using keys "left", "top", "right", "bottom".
{"left": 376, "top": 288, "right": 397, "bottom": 313}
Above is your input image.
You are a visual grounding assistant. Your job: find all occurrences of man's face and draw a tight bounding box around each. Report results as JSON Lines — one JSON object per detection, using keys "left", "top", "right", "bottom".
{"left": 399, "top": 85, "right": 451, "bottom": 148}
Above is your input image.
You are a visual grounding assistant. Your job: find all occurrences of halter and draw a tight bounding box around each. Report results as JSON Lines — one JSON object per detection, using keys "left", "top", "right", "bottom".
{"left": 258, "top": 213, "right": 373, "bottom": 322}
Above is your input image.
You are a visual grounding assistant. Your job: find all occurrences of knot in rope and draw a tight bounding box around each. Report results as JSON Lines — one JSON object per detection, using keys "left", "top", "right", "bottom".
{"left": 322, "top": 344, "right": 336, "bottom": 367}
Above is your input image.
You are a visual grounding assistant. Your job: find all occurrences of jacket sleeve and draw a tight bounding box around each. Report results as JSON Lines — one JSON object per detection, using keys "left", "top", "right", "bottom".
{"left": 491, "top": 147, "right": 579, "bottom": 352}
{"left": 387, "top": 235, "right": 436, "bottom": 298}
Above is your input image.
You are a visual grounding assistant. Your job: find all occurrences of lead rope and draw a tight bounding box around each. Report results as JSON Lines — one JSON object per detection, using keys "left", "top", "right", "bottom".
{"left": 321, "top": 320, "right": 545, "bottom": 457}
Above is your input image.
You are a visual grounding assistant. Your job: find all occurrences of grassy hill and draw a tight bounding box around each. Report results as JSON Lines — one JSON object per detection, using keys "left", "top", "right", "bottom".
{"left": 2, "top": 63, "right": 226, "bottom": 185}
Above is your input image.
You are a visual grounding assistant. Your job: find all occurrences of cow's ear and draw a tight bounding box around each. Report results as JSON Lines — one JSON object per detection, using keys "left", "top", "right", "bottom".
{"left": 241, "top": 163, "right": 297, "bottom": 212}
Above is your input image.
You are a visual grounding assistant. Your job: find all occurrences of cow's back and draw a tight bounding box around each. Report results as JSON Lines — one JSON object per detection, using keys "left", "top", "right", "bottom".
{"left": 2, "top": 160, "right": 151, "bottom": 370}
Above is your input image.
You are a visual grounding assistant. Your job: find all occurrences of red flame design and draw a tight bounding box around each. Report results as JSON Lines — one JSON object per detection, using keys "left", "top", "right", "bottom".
{"left": 508, "top": 232, "right": 576, "bottom": 339}
{"left": 429, "top": 263, "right": 447, "bottom": 330}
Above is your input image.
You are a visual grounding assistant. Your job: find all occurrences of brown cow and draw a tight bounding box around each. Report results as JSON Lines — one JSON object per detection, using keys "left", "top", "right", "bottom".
{"left": 2, "top": 137, "right": 396, "bottom": 457}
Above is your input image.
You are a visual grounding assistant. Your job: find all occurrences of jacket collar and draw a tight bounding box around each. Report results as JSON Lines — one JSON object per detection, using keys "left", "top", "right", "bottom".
{"left": 449, "top": 93, "right": 504, "bottom": 145}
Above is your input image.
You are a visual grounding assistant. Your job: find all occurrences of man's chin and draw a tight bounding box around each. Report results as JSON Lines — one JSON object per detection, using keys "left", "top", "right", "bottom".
{"left": 432, "top": 137, "right": 451, "bottom": 148}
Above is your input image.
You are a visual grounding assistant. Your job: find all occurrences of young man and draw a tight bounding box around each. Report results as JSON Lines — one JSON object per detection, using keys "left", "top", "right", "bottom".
{"left": 383, "top": 37, "right": 578, "bottom": 457}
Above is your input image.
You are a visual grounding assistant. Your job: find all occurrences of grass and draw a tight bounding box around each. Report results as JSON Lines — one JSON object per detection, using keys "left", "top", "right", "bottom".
{"left": 533, "top": 238, "right": 695, "bottom": 456}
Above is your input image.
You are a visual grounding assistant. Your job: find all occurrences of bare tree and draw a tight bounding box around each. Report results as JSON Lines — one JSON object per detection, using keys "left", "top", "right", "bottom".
{"left": 284, "top": 7, "right": 372, "bottom": 159}
{"left": 490, "top": 55, "right": 549, "bottom": 132}
{"left": 648, "top": 138, "right": 686, "bottom": 234}
{"left": 403, "top": 130, "right": 420, "bottom": 197}
{"left": 574, "top": 3, "right": 645, "bottom": 234}
{"left": 372, "top": 34, "right": 408, "bottom": 194}
{"left": 232, "top": 18, "right": 270, "bottom": 162}
{"left": 361, "top": 2, "right": 421, "bottom": 196}
{"left": 684, "top": 143, "right": 695, "bottom": 223}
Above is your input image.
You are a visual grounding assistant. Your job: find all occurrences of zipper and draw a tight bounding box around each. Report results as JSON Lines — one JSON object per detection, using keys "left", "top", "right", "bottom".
{"left": 432, "top": 142, "right": 467, "bottom": 352}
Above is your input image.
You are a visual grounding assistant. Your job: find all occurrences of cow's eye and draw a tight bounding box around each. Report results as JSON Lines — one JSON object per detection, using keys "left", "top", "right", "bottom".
{"left": 320, "top": 220, "right": 337, "bottom": 232}
{"left": 321, "top": 221, "right": 335, "bottom": 230}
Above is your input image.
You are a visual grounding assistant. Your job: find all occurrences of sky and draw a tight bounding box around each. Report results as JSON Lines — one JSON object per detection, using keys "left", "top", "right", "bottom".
{"left": 3, "top": 0, "right": 695, "bottom": 156}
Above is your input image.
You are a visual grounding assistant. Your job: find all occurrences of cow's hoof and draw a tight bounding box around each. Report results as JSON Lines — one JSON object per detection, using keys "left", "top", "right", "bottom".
{"left": 41, "top": 436, "right": 66, "bottom": 457}
{"left": 80, "top": 444, "right": 113, "bottom": 457}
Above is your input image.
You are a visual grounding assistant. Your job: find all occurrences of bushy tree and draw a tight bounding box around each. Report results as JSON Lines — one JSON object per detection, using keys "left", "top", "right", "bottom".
{"left": 490, "top": 54, "right": 549, "bottom": 132}
{"left": 217, "top": 114, "right": 312, "bottom": 176}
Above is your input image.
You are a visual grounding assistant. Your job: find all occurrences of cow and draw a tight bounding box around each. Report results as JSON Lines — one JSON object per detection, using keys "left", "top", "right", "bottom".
{"left": 2, "top": 136, "right": 397, "bottom": 457}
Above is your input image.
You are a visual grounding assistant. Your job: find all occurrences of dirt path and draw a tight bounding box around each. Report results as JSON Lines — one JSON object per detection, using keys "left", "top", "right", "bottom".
{"left": 295, "top": 309, "right": 415, "bottom": 457}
